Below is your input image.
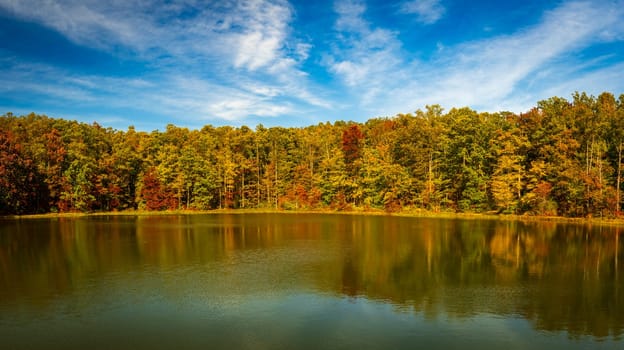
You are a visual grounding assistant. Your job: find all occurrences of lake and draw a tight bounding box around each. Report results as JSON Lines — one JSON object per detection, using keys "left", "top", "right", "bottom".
{"left": 0, "top": 213, "right": 622, "bottom": 349}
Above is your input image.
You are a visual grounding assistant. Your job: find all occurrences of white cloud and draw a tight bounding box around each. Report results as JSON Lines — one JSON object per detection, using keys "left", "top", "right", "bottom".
{"left": 295, "top": 43, "right": 312, "bottom": 61}
{"left": 0, "top": 0, "right": 155, "bottom": 51}
{"left": 412, "top": 0, "right": 624, "bottom": 111}
{"left": 0, "top": 0, "right": 330, "bottom": 125}
{"left": 0, "top": 0, "right": 297, "bottom": 71}
{"left": 0, "top": 60, "right": 97, "bottom": 102}
{"left": 532, "top": 62, "right": 624, "bottom": 103}
{"left": 399, "top": 0, "right": 445, "bottom": 25}
{"left": 327, "top": 0, "right": 624, "bottom": 117}
{"left": 327, "top": 0, "right": 404, "bottom": 106}
{"left": 334, "top": 0, "right": 367, "bottom": 32}
{"left": 156, "top": 76, "right": 296, "bottom": 122}
{"left": 1, "top": 0, "right": 623, "bottom": 127}
{"left": 234, "top": 31, "right": 281, "bottom": 70}
{"left": 230, "top": 0, "right": 293, "bottom": 71}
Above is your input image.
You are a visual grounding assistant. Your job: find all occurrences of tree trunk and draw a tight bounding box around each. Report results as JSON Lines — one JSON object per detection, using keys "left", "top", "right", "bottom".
{"left": 241, "top": 170, "right": 245, "bottom": 209}
{"left": 274, "top": 143, "right": 278, "bottom": 209}
{"left": 428, "top": 153, "right": 434, "bottom": 195}
{"left": 256, "top": 143, "right": 260, "bottom": 208}
{"left": 615, "top": 230, "right": 619, "bottom": 282}
{"left": 178, "top": 188, "right": 182, "bottom": 210}
{"left": 617, "top": 143, "right": 622, "bottom": 215}
{"left": 187, "top": 187, "right": 190, "bottom": 208}
{"left": 223, "top": 172, "right": 227, "bottom": 209}
{"left": 309, "top": 144, "right": 314, "bottom": 181}
{"left": 275, "top": 160, "right": 278, "bottom": 209}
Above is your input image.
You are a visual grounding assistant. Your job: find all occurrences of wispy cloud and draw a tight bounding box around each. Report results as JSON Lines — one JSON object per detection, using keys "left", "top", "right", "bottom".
{"left": 1, "top": 0, "right": 623, "bottom": 127}
{"left": 399, "top": 0, "right": 445, "bottom": 25}
{"left": 327, "top": 0, "right": 624, "bottom": 116}
{"left": 412, "top": 1, "right": 624, "bottom": 111}
{"left": 0, "top": 0, "right": 329, "bottom": 125}
{"left": 0, "top": 56, "right": 294, "bottom": 128}
{"left": 326, "top": 0, "right": 405, "bottom": 110}
{"left": 0, "top": 0, "right": 156, "bottom": 52}
{"left": 230, "top": 0, "right": 293, "bottom": 71}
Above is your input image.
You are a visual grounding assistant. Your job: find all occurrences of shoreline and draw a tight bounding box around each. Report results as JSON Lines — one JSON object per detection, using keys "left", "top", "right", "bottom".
{"left": 4, "top": 208, "right": 624, "bottom": 227}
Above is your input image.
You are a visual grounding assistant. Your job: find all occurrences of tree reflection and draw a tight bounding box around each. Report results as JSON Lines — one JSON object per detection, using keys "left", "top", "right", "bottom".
{"left": 319, "top": 217, "right": 623, "bottom": 339}
{"left": 0, "top": 215, "right": 622, "bottom": 339}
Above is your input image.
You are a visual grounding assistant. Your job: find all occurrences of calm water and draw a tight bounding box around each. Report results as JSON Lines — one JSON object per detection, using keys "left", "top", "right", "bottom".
{"left": 0, "top": 214, "right": 622, "bottom": 349}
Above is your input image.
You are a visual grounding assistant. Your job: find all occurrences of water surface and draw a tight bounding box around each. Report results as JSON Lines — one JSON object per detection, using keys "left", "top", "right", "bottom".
{"left": 0, "top": 214, "right": 622, "bottom": 349}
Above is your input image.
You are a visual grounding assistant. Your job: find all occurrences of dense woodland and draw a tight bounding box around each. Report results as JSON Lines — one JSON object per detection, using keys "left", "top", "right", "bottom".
{"left": 1, "top": 91, "right": 624, "bottom": 217}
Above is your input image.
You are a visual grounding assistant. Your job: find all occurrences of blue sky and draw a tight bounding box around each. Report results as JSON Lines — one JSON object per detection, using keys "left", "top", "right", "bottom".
{"left": 1, "top": 0, "right": 623, "bottom": 130}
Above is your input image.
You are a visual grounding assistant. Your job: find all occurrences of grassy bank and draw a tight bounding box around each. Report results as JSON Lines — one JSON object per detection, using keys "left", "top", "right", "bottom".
{"left": 5, "top": 207, "right": 624, "bottom": 227}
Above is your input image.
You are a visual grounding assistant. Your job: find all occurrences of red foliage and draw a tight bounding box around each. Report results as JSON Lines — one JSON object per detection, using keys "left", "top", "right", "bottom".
{"left": 44, "top": 128, "right": 67, "bottom": 211}
{"left": 341, "top": 124, "right": 364, "bottom": 166}
{"left": 140, "top": 168, "right": 177, "bottom": 210}
{"left": 0, "top": 130, "right": 43, "bottom": 214}
{"left": 534, "top": 182, "right": 552, "bottom": 199}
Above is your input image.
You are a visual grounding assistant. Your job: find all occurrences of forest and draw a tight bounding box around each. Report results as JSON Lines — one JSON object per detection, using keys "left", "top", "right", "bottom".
{"left": 1, "top": 91, "right": 623, "bottom": 217}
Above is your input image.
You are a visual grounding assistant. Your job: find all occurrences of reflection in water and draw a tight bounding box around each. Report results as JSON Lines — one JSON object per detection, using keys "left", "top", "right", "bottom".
{"left": 0, "top": 214, "right": 622, "bottom": 348}
{"left": 324, "top": 218, "right": 623, "bottom": 339}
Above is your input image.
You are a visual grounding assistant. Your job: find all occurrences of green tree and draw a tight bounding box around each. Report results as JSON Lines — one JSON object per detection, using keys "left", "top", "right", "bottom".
{"left": 611, "top": 94, "right": 624, "bottom": 215}
{"left": 440, "top": 108, "right": 493, "bottom": 211}
{"left": 393, "top": 106, "right": 446, "bottom": 210}
{"left": 536, "top": 97, "right": 585, "bottom": 216}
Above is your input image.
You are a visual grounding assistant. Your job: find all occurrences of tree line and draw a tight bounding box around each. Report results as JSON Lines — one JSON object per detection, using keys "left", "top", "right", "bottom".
{"left": 1, "top": 91, "right": 623, "bottom": 217}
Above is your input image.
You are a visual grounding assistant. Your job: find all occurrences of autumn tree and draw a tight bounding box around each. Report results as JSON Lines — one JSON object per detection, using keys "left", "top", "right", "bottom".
{"left": 139, "top": 167, "right": 176, "bottom": 210}
{"left": 489, "top": 114, "right": 528, "bottom": 213}
{"left": 0, "top": 130, "right": 44, "bottom": 214}
{"left": 1, "top": 91, "right": 623, "bottom": 217}
{"left": 534, "top": 96, "right": 585, "bottom": 216}
{"left": 610, "top": 94, "right": 624, "bottom": 215}
{"left": 393, "top": 106, "right": 446, "bottom": 210}
{"left": 342, "top": 124, "right": 364, "bottom": 171}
